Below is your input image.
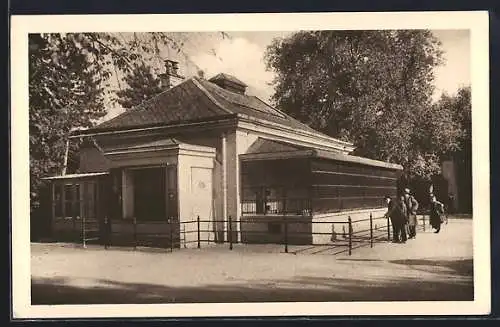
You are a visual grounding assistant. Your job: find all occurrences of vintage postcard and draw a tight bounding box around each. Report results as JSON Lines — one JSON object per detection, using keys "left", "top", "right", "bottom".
{"left": 11, "top": 11, "right": 490, "bottom": 318}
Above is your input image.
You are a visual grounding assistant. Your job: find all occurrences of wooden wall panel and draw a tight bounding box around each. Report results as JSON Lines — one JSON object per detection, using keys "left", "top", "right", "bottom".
{"left": 310, "top": 158, "right": 398, "bottom": 213}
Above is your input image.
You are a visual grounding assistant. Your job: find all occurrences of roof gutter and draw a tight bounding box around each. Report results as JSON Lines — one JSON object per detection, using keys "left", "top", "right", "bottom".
{"left": 69, "top": 114, "right": 237, "bottom": 139}
{"left": 240, "top": 148, "right": 402, "bottom": 170}
{"left": 235, "top": 113, "right": 356, "bottom": 152}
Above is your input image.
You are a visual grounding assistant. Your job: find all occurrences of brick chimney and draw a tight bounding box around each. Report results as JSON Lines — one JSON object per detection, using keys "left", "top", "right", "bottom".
{"left": 159, "top": 59, "right": 184, "bottom": 89}
{"left": 208, "top": 73, "right": 247, "bottom": 95}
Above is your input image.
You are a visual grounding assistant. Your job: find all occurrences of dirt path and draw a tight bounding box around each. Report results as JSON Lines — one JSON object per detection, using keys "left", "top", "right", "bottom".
{"left": 31, "top": 219, "right": 473, "bottom": 304}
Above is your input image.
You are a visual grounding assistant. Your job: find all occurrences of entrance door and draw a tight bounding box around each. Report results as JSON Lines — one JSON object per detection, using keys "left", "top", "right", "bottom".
{"left": 191, "top": 167, "right": 214, "bottom": 242}
{"left": 133, "top": 168, "right": 166, "bottom": 221}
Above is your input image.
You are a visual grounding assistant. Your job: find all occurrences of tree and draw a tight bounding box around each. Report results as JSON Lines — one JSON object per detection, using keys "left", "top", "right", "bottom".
{"left": 28, "top": 32, "right": 192, "bottom": 213}
{"left": 29, "top": 32, "right": 230, "bottom": 214}
{"left": 115, "top": 62, "right": 164, "bottom": 109}
{"left": 265, "top": 30, "right": 462, "bottom": 180}
{"left": 29, "top": 33, "right": 107, "bottom": 211}
{"left": 435, "top": 86, "right": 472, "bottom": 212}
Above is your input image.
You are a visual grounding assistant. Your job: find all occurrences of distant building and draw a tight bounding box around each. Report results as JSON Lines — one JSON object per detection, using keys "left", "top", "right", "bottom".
{"left": 41, "top": 66, "right": 403, "bottom": 246}
{"left": 439, "top": 157, "right": 472, "bottom": 214}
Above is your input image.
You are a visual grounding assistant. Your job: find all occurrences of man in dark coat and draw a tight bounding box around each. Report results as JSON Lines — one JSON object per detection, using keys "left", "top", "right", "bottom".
{"left": 430, "top": 194, "right": 445, "bottom": 233}
{"left": 404, "top": 188, "right": 419, "bottom": 239}
{"left": 385, "top": 195, "right": 407, "bottom": 243}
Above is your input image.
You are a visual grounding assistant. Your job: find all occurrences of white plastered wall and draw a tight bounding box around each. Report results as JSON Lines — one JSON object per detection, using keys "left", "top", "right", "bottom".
{"left": 177, "top": 147, "right": 216, "bottom": 248}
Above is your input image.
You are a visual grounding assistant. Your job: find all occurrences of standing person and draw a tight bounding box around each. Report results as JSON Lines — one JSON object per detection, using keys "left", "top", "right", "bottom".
{"left": 445, "top": 193, "right": 454, "bottom": 224}
{"left": 447, "top": 193, "right": 455, "bottom": 215}
{"left": 430, "top": 194, "right": 445, "bottom": 233}
{"left": 384, "top": 195, "right": 407, "bottom": 243}
{"left": 384, "top": 195, "right": 398, "bottom": 242}
{"left": 404, "top": 188, "right": 419, "bottom": 239}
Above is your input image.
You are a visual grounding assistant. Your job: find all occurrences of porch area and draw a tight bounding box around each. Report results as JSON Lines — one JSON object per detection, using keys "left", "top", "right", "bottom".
{"left": 41, "top": 172, "right": 109, "bottom": 244}
{"left": 42, "top": 137, "right": 220, "bottom": 248}
{"left": 238, "top": 138, "right": 402, "bottom": 245}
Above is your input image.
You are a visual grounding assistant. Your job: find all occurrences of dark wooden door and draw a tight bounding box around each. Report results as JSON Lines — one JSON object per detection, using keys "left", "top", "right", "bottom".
{"left": 133, "top": 168, "right": 166, "bottom": 221}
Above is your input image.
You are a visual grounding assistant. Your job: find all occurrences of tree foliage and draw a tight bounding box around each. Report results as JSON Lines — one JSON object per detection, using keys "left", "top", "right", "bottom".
{"left": 28, "top": 32, "right": 199, "bottom": 212}
{"left": 438, "top": 86, "right": 471, "bottom": 147}
{"left": 435, "top": 86, "right": 472, "bottom": 210}
{"left": 265, "top": 30, "right": 466, "bottom": 180}
{"left": 115, "top": 62, "right": 164, "bottom": 109}
{"left": 29, "top": 33, "right": 107, "bottom": 210}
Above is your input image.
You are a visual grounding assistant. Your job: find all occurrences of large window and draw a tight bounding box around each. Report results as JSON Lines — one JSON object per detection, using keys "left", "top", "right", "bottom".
{"left": 54, "top": 184, "right": 63, "bottom": 217}
{"left": 53, "top": 181, "right": 102, "bottom": 220}
{"left": 83, "top": 182, "right": 97, "bottom": 219}
{"left": 240, "top": 157, "right": 399, "bottom": 216}
{"left": 53, "top": 183, "right": 81, "bottom": 219}
{"left": 241, "top": 159, "right": 311, "bottom": 216}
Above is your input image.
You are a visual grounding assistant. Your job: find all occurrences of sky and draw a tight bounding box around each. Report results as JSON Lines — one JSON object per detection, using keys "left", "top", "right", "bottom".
{"left": 431, "top": 30, "right": 471, "bottom": 99}
{"left": 102, "top": 30, "right": 470, "bottom": 121}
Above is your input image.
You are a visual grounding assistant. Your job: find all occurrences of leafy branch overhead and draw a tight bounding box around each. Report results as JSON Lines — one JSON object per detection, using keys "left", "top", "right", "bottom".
{"left": 265, "top": 30, "right": 470, "bottom": 180}
{"left": 28, "top": 32, "right": 216, "bottom": 211}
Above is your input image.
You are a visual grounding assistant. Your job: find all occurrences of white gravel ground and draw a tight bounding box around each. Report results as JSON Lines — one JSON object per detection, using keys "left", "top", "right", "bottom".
{"left": 31, "top": 219, "right": 473, "bottom": 303}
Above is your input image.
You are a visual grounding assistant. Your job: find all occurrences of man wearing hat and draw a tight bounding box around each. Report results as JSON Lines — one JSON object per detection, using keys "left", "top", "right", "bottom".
{"left": 404, "top": 188, "right": 419, "bottom": 239}
{"left": 384, "top": 195, "right": 407, "bottom": 243}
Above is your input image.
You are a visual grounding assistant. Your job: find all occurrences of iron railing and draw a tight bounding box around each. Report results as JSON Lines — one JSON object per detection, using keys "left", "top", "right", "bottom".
{"left": 93, "top": 214, "right": 436, "bottom": 256}
{"left": 241, "top": 198, "right": 312, "bottom": 216}
{"left": 75, "top": 213, "right": 433, "bottom": 255}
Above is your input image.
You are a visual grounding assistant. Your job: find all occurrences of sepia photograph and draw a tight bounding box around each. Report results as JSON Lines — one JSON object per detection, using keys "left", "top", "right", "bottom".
{"left": 11, "top": 12, "right": 490, "bottom": 318}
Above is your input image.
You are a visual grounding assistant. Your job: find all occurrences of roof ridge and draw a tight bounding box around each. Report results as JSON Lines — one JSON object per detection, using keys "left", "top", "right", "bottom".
{"left": 251, "top": 96, "right": 353, "bottom": 146}
{"left": 191, "top": 77, "right": 235, "bottom": 115}
{"left": 248, "top": 95, "right": 287, "bottom": 119}
{"left": 126, "top": 77, "right": 194, "bottom": 112}
{"left": 200, "top": 79, "right": 287, "bottom": 119}
{"left": 96, "top": 78, "right": 194, "bottom": 128}
{"left": 209, "top": 73, "right": 248, "bottom": 87}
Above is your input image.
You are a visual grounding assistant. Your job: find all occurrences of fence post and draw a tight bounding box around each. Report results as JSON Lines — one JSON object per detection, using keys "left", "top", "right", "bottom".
{"left": 133, "top": 217, "right": 137, "bottom": 250}
{"left": 284, "top": 218, "right": 289, "bottom": 253}
{"left": 170, "top": 217, "right": 174, "bottom": 252}
{"left": 386, "top": 213, "right": 390, "bottom": 241}
{"left": 81, "top": 216, "right": 86, "bottom": 249}
{"left": 197, "top": 215, "right": 201, "bottom": 249}
{"left": 348, "top": 216, "right": 352, "bottom": 256}
{"left": 283, "top": 190, "right": 288, "bottom": 253}
{"left": 104, "top": 216, "right": 109, "bottom": 249}
{"left": 370, "top": 213, "right": 373, "bottom": 248}
{"left": 229, "top": 216, "right": 233, "bottom": 250}
{"left": 422, "top": 214, "right": 426, "bottom": 231}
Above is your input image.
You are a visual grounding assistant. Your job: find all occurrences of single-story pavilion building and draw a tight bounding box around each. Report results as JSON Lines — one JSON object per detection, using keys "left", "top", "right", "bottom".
{"left": 42, "top": 71, "right": 403, "bottom": 247}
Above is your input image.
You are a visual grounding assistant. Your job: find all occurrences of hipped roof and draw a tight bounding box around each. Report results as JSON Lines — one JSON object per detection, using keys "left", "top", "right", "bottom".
{"left": 89, "top": 76, "right": 334, "bottom": 140}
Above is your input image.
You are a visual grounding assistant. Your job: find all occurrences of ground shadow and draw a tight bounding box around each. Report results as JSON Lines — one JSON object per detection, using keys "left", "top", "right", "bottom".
{"left": 389, "top": 259, "right": 473, "bottom": 277}
{"left": 32, "top": 266, "right": 473, "bottom": 305}
{"left": 336, "top": 258, "right": 383, "bottom": 262}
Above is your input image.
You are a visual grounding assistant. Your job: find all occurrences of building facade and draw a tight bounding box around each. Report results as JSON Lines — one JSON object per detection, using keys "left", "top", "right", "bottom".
{"left": 43, "top": 72, "right": 403, "bottom": 247}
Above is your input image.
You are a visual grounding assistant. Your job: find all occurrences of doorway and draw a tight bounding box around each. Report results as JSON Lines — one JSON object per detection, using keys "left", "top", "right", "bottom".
{"left": 133, "top": 167, "right": 166, "bottom": 221}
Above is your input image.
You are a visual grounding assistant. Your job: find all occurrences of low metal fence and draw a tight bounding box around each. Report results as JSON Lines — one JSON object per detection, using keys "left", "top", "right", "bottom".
{"left": 94, "top": 213, "right": 427, "bottom": 256}
{"left": 102, "top": 217, "right": 188, "bottom": 252}
{"left": 78, "top": 212, "right": 435, "bottom": 255}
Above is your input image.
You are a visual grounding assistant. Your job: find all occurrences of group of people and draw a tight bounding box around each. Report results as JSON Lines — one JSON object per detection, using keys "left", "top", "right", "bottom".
{"left": 384, "top": 188, "right": 445, "bottom": 244}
